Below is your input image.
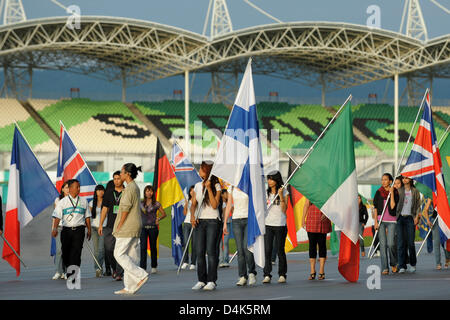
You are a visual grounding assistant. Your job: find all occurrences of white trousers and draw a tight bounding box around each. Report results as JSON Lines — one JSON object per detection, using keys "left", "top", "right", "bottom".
{"left": 114, "top": 237, "right": 149, "bottom": 292}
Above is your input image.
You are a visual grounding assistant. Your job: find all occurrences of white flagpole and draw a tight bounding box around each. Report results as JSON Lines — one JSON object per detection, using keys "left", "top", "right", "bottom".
{"left": 368, "top": 89, "right": 429, "bottom": 259}
{"left": 1, "top": 234, "right": 27, "bottom": 268}
{"left": 265, "top": 94, "right": 352, "bottom": 212}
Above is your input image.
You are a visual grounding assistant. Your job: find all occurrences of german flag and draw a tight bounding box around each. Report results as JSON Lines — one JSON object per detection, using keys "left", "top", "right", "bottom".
{"left": 285, "top": 158, "right": 307, "bottom": 252}
{"left": 153, "top": 138, "right": 184, "bottom": 209}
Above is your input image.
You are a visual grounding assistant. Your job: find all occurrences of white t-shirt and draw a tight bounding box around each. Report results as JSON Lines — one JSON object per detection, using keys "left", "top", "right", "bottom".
{"left": 194, "top": 181, "right": 221, "bottom": 220}
{"left": 54, "top": 197, "right": 63, "bottom": 227}
{"left": 184, "top": 200, "right": 192, "bottom": 224}
{"left": 228, "top": 186, "right": 249, "bottom": 219}
{"left": 401, "top": 189, "right": 413, "bottom": 216}
{"left": 52, "top": 195, "right": 91, "bottom": 228}
{"left": 265, "top": 189, "right": 289, "bottom": 227}
{"left": 89, "top": 200, "right": 107, "bottom": 228}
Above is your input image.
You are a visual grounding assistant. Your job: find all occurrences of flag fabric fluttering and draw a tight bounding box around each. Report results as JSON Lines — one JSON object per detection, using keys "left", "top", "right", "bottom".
{"left": 401, "top": 92, "right": 450, "bottom": 246}
{"left": 2, "top": 126, "right": 59, "bottom": 276}
{"left": 289, "top": 99, "right": 360, "bottom": 282}
{"left": 152, "top": 138, "right": 184, "bottom": 262}
{"left": 211, "top": 59, "right": 267, "bottom": 268}
{"left": 170, "top": 142, "right": 201, "bottom": 266}
{"left": 284, "top": 158, "right": 307, "bottom": 253}
{"left": 56, "top": 123, "right": 97, "bottom": 201}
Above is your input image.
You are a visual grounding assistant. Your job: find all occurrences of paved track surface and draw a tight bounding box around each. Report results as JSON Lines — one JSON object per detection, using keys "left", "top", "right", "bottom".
{"left": 1, "top": 206, "right": 449, "bottom": 300}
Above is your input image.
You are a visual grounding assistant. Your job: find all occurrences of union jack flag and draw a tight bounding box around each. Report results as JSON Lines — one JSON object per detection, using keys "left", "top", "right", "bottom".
{"left": 56, "top": 122, "right": 97, "bottom": 201}
{"left": 401, "top": 91, "right": 450, "bottom": 240}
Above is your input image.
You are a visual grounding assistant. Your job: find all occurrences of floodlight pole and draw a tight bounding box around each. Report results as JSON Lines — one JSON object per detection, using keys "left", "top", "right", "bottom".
{"left": 394, "top": 73, "right": 399, "bottom": 172}
{"left": 185, "top": 70, "right": 190, "bottom": 155}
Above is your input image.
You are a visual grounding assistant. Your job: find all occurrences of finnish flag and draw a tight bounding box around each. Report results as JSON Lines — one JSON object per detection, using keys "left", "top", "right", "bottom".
{"left": 211, "top": 59, "right": 266, "bottom": 268}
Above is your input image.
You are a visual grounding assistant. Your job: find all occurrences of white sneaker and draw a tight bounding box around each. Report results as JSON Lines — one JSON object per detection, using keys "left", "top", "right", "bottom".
{"left": 236, "top": 277, "right": 247, "bottom": 286}
{"left": 192, "top": 281, "right": 206, "bottom": 290}
{"left": 61, "top": 273, "right": 67, "bottom": 279}
{"left": 52, "top": 272, "right": 61, "bottom": 280}
{"left": 189, "top": 264, "right": 196, "bottom": 270}
{"left": 248, "top": 273, "right": 256, "bottom": 286}
{"left": 278, "top": 275, "right": 286, "bottom": 283}
{"left": 409, "top": 266, "right": 416, "bottom": 273}
{"left": 262, "top": 276, "right": 271, "bottom": 284}
{"left": 181, "top": 263, "right": 189, "bottom": 270}
{"left": 203, "top": 282, "right": 216, "bottom": 291}
{"left": 151, "top": 268, "right": 157, "bottom": 274}
{"left": 399, "top": 268, "right": 406, "bottom": 274}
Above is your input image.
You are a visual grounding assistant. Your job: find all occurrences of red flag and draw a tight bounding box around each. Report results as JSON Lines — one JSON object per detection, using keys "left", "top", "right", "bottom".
{"left": 338, "top": 233, "right": 360, "bottom": 283}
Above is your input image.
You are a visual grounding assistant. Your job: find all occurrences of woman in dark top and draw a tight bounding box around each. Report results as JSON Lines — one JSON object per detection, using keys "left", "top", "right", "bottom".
{"left": 358, "top": 195, "right": 369, "bottom": 257}
{"left": 139, "top": 185, "right": 166, "bottom": 273}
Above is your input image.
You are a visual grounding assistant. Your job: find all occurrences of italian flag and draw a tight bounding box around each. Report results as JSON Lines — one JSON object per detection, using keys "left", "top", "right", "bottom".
{"left": 289, "top": 99, "right": 360, "bottom": 282}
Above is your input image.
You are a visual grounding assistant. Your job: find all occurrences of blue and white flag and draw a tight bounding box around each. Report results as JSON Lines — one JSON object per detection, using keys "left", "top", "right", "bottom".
{"left": 171, "top": 200, "right": 185, "bottom": 266}
{"left": 211, "top": 59, "right": 267, "bottom": 268}
{"left": 171, "top": 142, "right": 202, "bottom": 196}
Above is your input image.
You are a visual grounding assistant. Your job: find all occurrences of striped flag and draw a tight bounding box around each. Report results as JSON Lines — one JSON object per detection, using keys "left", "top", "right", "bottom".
{"left": 2, "top": 127, "right": 59, "bottom": 276}
{"left": 401, "top": 92, "right": 450, "bottom": 244}
{"left": 211, "top": 59, "right": 267, "bottom": 268}
{"left": 56, "top": 123, "right": 96, "bottom": 201}
{"left": 285, "top": 158, "right": 307, "bottom": 252}
{"left": 289, "top": 99, "right": 360, "bottom": 282}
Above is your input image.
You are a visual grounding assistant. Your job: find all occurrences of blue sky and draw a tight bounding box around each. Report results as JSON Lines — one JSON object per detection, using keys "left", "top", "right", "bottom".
{"left": 18, "top": 0, "right": 450, "bottom": 103}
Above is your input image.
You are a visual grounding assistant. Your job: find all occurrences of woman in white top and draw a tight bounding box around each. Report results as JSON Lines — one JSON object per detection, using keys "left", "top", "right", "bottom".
{"left": 89, "top": 184, "right": 106, "bottom": 277}
{"left": 181, "top": 186, "right": 196, "bottom": 270}
{"left": 190, "top": 161, "right": 222, "bottom": 291}
{"left": 224, "top": 185, "right": 258, "bottom": 286}
{"left": 52, "top": 181, "right": 69, "bottom": 280}
{"left": 263, "top": 171, "right": 288, "bottom": 284}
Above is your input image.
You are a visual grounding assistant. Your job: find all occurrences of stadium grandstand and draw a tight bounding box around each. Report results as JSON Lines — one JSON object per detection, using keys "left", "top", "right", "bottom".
{"left": 0, "top": 0, "right": 449, "bottom": 202}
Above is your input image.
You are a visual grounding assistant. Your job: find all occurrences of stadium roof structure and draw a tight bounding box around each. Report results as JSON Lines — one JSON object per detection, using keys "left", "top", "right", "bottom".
{"left": 0, "top": 16, "right": 448, "bottom": 91}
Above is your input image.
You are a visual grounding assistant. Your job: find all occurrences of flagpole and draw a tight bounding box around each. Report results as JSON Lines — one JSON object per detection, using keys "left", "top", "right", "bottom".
{"left": 229, "top": 152, "right": 301, "bottom": 265}
{"left": 368, "top": 89, "right": 429, "bottom": 259}
{"left": 1, "top": 233, "right": 27, "bottom": 268}
{"left": 85, "top": 240, "right": 103, "bottom": 271}
{"left": 265, "top": 94, "right": 353, "bottom": 212}
{"left": 59, "top": 121, "right": 98, "bottom": 186}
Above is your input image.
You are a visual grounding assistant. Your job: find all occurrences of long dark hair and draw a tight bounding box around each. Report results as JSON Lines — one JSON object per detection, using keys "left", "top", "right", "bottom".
{"left": 91, "top": 184, "right": 105, "bottom": 219}
{"left": 59, "top": 181, "right": 69, "bottom": 200}
{"left": 267, "top": 170, "right": 284, "bottom": 205}
{"left": 200, "top": 161, "right": 219, "bottom": 207}
{"left": 188, "top": 185, "right": 195, "bottom": 201}
{"left": 142, "top": 185, "right": 156, "bottom": 207}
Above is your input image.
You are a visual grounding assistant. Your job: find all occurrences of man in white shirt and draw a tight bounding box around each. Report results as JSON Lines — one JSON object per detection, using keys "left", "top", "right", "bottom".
{"left": 52, "top": 179, "right": 91, "bottom": 271}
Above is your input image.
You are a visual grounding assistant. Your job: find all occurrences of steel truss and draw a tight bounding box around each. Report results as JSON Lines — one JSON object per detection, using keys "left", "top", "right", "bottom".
{"left": 0, "top": 17, "right": 448, "bottom": 98}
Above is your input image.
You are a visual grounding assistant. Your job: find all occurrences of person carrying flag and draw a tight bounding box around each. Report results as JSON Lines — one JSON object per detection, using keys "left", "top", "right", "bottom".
{"left": 52, "top": 179, "right": 91, "bottom": 272}
{"left": 51, "top": 181, "right": 69, "bottom": 280}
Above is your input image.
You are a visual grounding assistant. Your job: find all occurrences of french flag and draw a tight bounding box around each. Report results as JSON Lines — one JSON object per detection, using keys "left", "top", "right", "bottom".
{"left": 211, "top": 59, "right": 267, "bottom": 268}
{"left": 401, "top": 92, "right": 450, "bottom": 243}
{"left": 2, "top": 126, "right": 59, "bottom": 276}
{"left": 56, "top": 122, "right": 96, "bottom": 201}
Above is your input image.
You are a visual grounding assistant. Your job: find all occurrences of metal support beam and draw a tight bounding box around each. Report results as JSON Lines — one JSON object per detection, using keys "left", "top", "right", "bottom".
{"left": 121, "top": 68, "right": 126, "bottom": 103}
{"left": 185, "top": 70, "right": 190, "bottom": 154}
{"left": 394, "top": 73, "right": 399, "bottom": 171}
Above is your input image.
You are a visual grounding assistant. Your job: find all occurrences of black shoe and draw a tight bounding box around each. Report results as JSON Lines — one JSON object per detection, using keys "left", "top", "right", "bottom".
{"left": 104, "top": 270, "right": 112, "bottom": 277}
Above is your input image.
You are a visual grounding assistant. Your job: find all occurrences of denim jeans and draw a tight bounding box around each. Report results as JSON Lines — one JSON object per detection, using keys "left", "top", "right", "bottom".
{"left": 430, "top": 216, "right": 450, "bottom": 265}
{"left": 378, "top": 222, "right": 397, "bottom": 271}
{"left": 182, "top": 223, "right": 197, "bottom": 265}
{"left": 396, "top": 215, "right": 417, "bottom": 269}
{"left": 219, "top": 222, "right": 232, "bottom": 264}
{"left": 195, "top": 219, "right": 221, "bottom": 283}
{"left": 359, "top": 223, "right": 365, "bottom": 252}
{"left": 91, "top": 226, "right": 105, "bottom": 272}
{"left": 264, "top": 225, "right": 287, "bottom": 278}
{"left": 232, "top": 218, "right": 256, "bottom": 278}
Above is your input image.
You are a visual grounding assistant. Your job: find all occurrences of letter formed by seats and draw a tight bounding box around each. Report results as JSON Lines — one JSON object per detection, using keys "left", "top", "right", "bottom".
{"left": 366, "top": 265, "right": 381, "bottom": 290}
{"left": 66, "top": 265, "right": 81, "bottom": 290}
